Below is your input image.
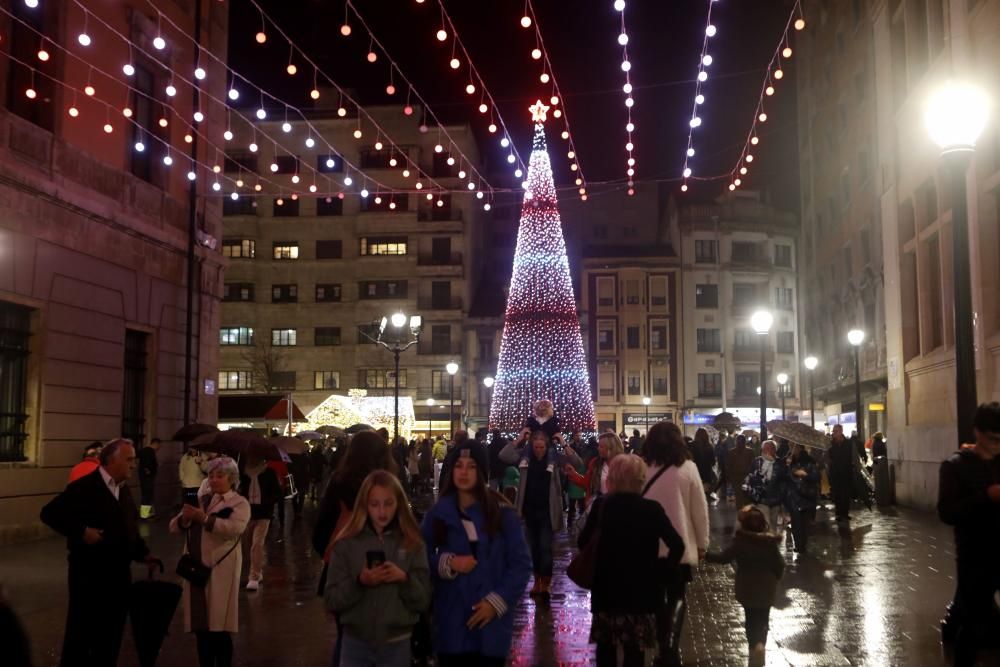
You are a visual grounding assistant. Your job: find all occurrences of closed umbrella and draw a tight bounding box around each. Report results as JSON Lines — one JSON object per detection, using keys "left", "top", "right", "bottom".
{"left": 171, "top": 423, "right": 218, "bottom": 442}
{"left": 129, "top": 564, "right": 182, "bottom": 667}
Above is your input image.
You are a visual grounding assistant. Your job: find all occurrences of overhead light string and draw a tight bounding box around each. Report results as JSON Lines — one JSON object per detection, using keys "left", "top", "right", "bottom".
{"left": 614, "top": 0, "right": 636, "bottom": 196}
{"left": 679, "top": 0, "right": 718, "bottom": 194}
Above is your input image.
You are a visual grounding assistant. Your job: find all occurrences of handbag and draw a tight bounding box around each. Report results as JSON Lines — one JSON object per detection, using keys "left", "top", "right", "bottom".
{"left": 175, "top": 506, "right": 244, "bottom": 587}
{"left": 567, "top": 501, "right": 604, "bottom": 590}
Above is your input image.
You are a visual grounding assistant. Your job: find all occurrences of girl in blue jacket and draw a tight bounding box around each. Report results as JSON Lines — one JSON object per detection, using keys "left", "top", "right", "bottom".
{"left": 421, "top": 440, "right": 531, "bottom": 666}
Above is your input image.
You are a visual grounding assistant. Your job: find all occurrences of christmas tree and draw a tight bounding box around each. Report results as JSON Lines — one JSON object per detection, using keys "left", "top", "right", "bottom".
{"left": 489, "top": 101, "right": 596, "bottom": 433}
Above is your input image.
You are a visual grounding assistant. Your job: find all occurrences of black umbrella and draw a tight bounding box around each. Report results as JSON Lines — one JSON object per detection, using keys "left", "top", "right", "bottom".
{"left": 346, "top": 423, "right": 375, "bottom": 434}
{"left": 712, "top": 412, "right": 741, "bottom": 434}
{"left": 129, "top": 563, "right": 182, "bottom": 667}
{"left": 199, "top": 430, "right": 281, "bottom": 461}
{"left": 172, "top": 423, "right": 218, "bottom": 442}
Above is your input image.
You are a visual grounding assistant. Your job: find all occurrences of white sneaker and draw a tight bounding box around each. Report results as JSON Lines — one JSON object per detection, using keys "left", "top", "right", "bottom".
{"left": 245, "top": 579, "right": 259, "bottom": 591}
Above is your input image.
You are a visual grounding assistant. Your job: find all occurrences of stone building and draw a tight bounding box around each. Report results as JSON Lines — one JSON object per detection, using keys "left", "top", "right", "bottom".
{"left": 0, "top": 1, "right": 227, "bottom": 541}
{"left": 217, "top": 104, "right": 485, "bottom": 438}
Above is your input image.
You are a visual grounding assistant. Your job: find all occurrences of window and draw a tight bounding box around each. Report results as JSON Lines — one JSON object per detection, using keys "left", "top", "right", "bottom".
{"left": 361, "top": 368, "right": 407, "bottom": 389}
{"left": 776, "top": 287, "right": 794, "bottom": 310}
{"left": 626, "top": 326, "right": 640, "bottom": 349}
{"left": 431, "top": 370, "right": 449, "bottom": 397}
{"left": 272, "top": 284, "right": 298, "bottom": 303}
{"left": 121, "top": 331, "right": 147, "bottom": 446}
{"left": 734, "top": 329, "right": 757, "bottom": 351}
{"left": 357, "top": 323, "right": 381, "bottom": 344}
{"left": 735, "top": 372, "right": 759, "bottom": 396}
{"left": 432, "top": 151, "right": 457, "bottom": 177}
{"left": 696, "top": 328, "right": 721, "bottom": 353}
{"left": 698, "top": 373, "right": 722, "bottom": 397}
{"left": 778, "top": 379, "right": 796, "bottom": 398}
{"left": 314, "top": 371, "right": 340, "bottom": 390}
{"left": 625, "top": 280, "right": 640, "bottom": 304}
{"left": 6, "top": 2, "right": 55, "bottom": 131}
{"left": 273, "top": 242, "right": 299, "bottom": 260}
{"left": 431, "top": 325, "right": 452, "bottom": 354}
{"left": 627, "top": 372, "right": 641, "bottom": 395}
{"left": 925, "top": 233, "right": 944, "bottom": 350}
{"left": 360, "top": 236, "right": 407, "bottom": 256}
{"left": 593, "top": 225, "right": 609, "bottom": 239}
{"left": 731, "top": 242, "right": 758, "bottom": 262}
{"left": 733, "top": 283, "right": 757, "bottom": 306}
{"left": 431, "top": 282, "right": 453, "bottom": 309}
{"left": 223, "top": 196, "right": 256, "bottom": 216}
{"left": 479, "top": 337, "right": 494, "bottom": 362}
{"left": 220, "top": 327, "right": 253, "bottom": 346}
{"left": 0, "top": 303, "right": 31, "bottom": 462}
{"left": 273, "top": 156, "right": 299, "bottom": 174}
{"left": 597, "top": 321, "right": 616, "bottom": 351}
{"left": 273, "top": 197, "right": 300, "bottom": 217}
{"left": 361, "top": 148, "right": 406, "bottom": 169}
{"left": 651, "top": 367, "right": 669, "bottom": 396}
{"left": 223, "top": 283, "right": 254, "bottom": 302}
{"left": 777, "top": 332, "right": 795, "bottom": 353}
{"left": 129, "top": 64, "right": 166, "bottom": 186}
{"left": 218, "top": 370, "right": 252, "bottom": 391}
{"left": 316, "top": 240, "right": 343, "bottom": 259}
{"left": 695, "top": 240, "right": 718, "bottom": 263}
{"left": 224, "top": 152, "right": 257, "bottom": 173}
{"left": 695, "top": 284, "right": 718, "bottom": 308}
{"left": 272, "top": 329, "right": 297, "bottom": 346}
{"left": 316, "top": 284, "right": 342, "bottom": 302}
{"left": 774, "top": 244, "right": 793, "bottom": 267}
{"left": 361, "top": 193, "right": 409, "bottom": 213}
{"left": 596, "top": 277, "right": 615, "bottom": 306}
{"left": 598, "top": 365, "right": 616, "bottom": 398}
{"left": 650, "top": 322, "right": 668, "bottom": 351}
{"left": 222, "top": 239, "right": 255, "bottom": 258}
{"left": 649, "top": 276, "right": 668, "bottom": 307}
{"left": 271, "top": 371, "right": 296, "bottom": 391}
{"left": 359, "top": 281, "right": 408, "bottom": 299}
{"left": 317, "top": 155, "right": 344, "bottom": 172}
{"left": 315, "top": 327, "right": 341, "bottom": 346}
{"left": 316, "top": 196, "right": 344, "bottom": 216}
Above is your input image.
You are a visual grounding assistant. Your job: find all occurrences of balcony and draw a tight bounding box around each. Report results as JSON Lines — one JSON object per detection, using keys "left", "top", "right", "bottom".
{"left": 417, "top": 341, "right": 463, "bottom": 356}
{"left": 417, "top": 252, "right": 463, "bottom": 266}
{"left": 417, "top": 296, "right": 463, "bottom": 311}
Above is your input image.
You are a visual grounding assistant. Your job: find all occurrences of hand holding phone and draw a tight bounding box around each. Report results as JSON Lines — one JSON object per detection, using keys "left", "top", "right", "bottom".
{"left": 366, "top": 550, "right": 386, "bottom": 569}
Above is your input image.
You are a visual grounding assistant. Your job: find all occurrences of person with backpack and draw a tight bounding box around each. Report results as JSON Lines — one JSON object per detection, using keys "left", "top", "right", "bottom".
{"left": 421, "top": 440, "right": 531, "bottom": 666}
{"left": 325, "top": 470, "right": 431, "bottom": 667}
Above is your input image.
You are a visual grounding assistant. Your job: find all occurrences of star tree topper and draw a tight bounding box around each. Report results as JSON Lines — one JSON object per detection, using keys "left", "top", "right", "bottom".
{"left": 529, "top": 99, "right": 550, "bottom": 123}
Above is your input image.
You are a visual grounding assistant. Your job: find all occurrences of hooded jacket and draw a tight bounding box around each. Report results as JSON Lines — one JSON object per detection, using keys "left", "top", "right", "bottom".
{"left": 706, "top": 529, "right": 785, "bottom": 608}
{"left": 938, "top": 448, "right": 1000, "bottom": 567}
{"left": 499, "top": 440, "right": 582, "bottom": 530}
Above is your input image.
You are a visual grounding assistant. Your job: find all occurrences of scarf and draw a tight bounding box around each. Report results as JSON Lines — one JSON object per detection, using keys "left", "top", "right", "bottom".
{"left": 760, "top": 457, "right": 775, "bottom": 482}
{"left": 245, "top": 460, "right": 267, "bottom": 505}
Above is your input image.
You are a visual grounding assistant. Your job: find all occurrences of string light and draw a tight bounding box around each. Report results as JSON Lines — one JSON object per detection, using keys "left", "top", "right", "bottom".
{"left": 614, "top": 0, "right": 636, "bottom": 187}
{"left": 490, "top": 104, "right": 596, "bottom": 434}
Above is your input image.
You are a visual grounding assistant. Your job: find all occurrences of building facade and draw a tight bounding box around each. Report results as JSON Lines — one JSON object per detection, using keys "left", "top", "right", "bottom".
{"left": 0, "top": 1, "right": 227, "bottom": 542}
{"left": 678, "top": 193, "right": 801, "bottom": 435}
{"left": 218, "top": 105, "right": 485, "bottom": 438}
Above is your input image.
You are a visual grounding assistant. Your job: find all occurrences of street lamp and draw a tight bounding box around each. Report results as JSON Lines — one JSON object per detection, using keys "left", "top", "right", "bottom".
{"left": 446, "top": 361, "right": 459, "bottom": 436}
{"left": 848, "top": 329, "right": 865, "bottom": 442}
{"left": 373, "top": 313, "right": 423, "bottom": 444}
{"left": 642, "top": 396, "right": 651, "bottom": 434}
{"left": 804, "top": 355, "right": 818, "bottom": 430}
{"left": 751, "top": 309, "right": 774, "bottom": 440}
{"left": 924, "top": 81, "right": 990, "bottom": 445}
{"left": 425, "top": 397, "right": 435, "bottom": 438}
{"left": 776, "top": 373, "right": 789, "bottom": 421}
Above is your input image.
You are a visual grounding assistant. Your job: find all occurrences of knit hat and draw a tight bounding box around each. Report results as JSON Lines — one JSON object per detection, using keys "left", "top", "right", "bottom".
{"left": 444, "top": 440, "right": 489, "bottom": 478}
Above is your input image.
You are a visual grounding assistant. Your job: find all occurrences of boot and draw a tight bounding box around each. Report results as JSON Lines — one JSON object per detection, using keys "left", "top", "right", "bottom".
{"left": 539, "top": 576, "right": 552, "bottom": 600}
{"left": 529, "top": 576, "right": 541, "bottom": 597}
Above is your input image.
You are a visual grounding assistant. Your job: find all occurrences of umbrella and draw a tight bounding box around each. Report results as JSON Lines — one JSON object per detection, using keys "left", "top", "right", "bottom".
{"left": 171, "top": 423, "right": 218, "bottom": 442}
{"left": 317, "top": 425, "right": 346, "bottom": 437}
{"left": 270, "top": 436, "right": 307, "bottom": 455}
{"left": 765, "top": 420, "right": 831, "bottom": 451}
{"left": 296, "top": 430, "right": 325, "bottom": 441}
{"left": 346, "top": 423, "right": 375, "bottom": 434}
{"left": 129, "top": 565, "right": 182, "bottom": 667}
{"left": 713, "top": 412, "right": 741, "bottom": 434}
{"left": 200, "top": 430, "right": 280, "bottom": 461}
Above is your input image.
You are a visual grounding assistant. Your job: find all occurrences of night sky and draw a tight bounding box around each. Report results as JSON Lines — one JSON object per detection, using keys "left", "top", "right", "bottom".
{"left": 229, "top": 0, "right": 800, "bottom": 212}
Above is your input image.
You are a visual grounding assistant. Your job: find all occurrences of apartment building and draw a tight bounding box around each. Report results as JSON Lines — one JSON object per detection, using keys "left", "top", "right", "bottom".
{"left": 218, "top": 104, "right": 485, "bottom": 434}
{"left": 0, "top": 1, "right": 228, "bottom": 542}
{"left": 678, "top": 192, "right": 801, "bottom": 435}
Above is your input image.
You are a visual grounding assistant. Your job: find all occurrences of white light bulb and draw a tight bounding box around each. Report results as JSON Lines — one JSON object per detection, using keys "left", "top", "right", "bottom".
{"left": 305, "top": 137, "right": 315, "bottom": 148}
{"left": 625, "top": 142, "right": 634, "bottom": 151}
{"left": 698, "top": 71, "right": 708, "bottom": 82}
{"left": 187, "top": 171, "right": 196, "bottom": 181}
{"left": 507, "top": 154, "right": 515, "bottom": 164}
{"left": 514, "top": 168, "right": 523, "bottom": 177}
{"left": 614, "top": 0, "right": 625, "bottom": 10}
{"left": 249, "top": 143, "right": 258, "bottom": 152}
{"left": 134, "top": 141, "right": 145, "bottom": 152}
{"left": 123, "top": 63, "right": 135, "bottom": 76}
{"left": 621, "top": 60, "right": 631, "bottom": 72}
{"left": 194, "top": 111, "right": 204, "bottom": 123}
{"left": 458, "top": 169, "right": 466, "bottom": 178}
{"left": 521, "top": 16, "right": 532, "bottom": 28}
{"left": 165, "top": 84, "right": 177, "bottom": 97}
{"left": 163, "top": 155, "right": 173, "bottom": 166}
{"left": 282, "top": 122, "right": 291, "bottom": 133}
{"left": 690, "top": 117, "right": 701, "bottom": 128}
{"left": 269, "top": 162, "right": 278, "bottom": 173}
{"left": 436, "top": 29, "right": 447, "bottom": 41}
{"left": 326, "top": 158, "right": 335, "bottom": 168}
{"left": 500, "top": 137, "right": 510, "bottom": 148}
{"left": 695, "top": 94, "right": 704, "bottom": 104}
{"left": 194, "top": 67, "right": 206, "bottom": 80}
{"left": 618, "top": 33, "right": 628, "bottom": 46}
{"left": 228, "top": 88, "right": 239, "bottom": 101}
{"left": 360, "top": 189, "right": 369, "bottom": 198}
{"left": 626, "top": 122, "right": 635, "bottom": 132}
{"left": 230, "top": 192, "right": 239, "bottom": 201}
{"left": 627, "top": 157, "right": 635, "bottom": 166}
{"left": 153, "top": 36, "right": 166, "bottom": 50}
{"left": 706, "top": 25, "right": 717, "bottom": 37}
{"left": 702, "top": 55, "right": 713, "bottom": 66}
{"left": 256, "top": 108, "right": 267, "bottom": 120}
{"left": 212, "top": 182, "right": 221, "bottom": 192}
{"left": 687, "top": 148, "right": 695, "bottom": 157}
{"left": 223, "top": 130, "right": 233, "bottom": 140}
{"left": 25, "top": 0, "right": 39, "bottom": 6}
{"left": 683, "top": 167, "right": 692, "bottom": 178}
{"left": 623, "top": 83, "right": 633, "bottom": 94}
{"left": 476, "top": 191, "right": 484, "bottom": 199}
{"left": 344, "top": 176, "right": 353, "bottom": 186}
{"left": 484, "top": 203, "right": 491, "bottom": 211}
{"left": 625, "top": 97, "right": 634, "bottom": 108}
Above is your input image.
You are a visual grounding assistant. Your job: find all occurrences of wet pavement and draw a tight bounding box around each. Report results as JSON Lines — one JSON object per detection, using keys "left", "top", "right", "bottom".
{"left": 0, "top": 494, "right": 986, "bottom": 666}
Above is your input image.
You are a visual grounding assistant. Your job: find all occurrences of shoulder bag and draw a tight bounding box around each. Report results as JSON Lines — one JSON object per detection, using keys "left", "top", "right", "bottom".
{"left": 176, "top": 506, "right": 244, "bottom": 588}
{"left": 567, "top": 500, "right": 604, "bottom": 590}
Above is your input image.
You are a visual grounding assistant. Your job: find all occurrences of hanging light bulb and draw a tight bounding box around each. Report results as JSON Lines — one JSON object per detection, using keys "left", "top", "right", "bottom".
{"left": 291, "top": 174, "right": 300, "bottom": 184}
{"left": 123, "top": 63, "right": 135, "bottom": 76}
{"left": 703, "top": 55, "right": 713, "bottom": 66}
{"left": 287, "top": 63, "right": 297, "bottom": 75}
{"left": 626, "top": 122, "right": 635, "bottom": 132}
{"left": 751, "top": 136, "right": 759, "bottom": 145}
{"left": 782, "top": 46, "right": 793, "bottom": 58}
{"left": 689, "top": 117, "right": 702, "bottom": 128}
{"left": 249, "top": 142, "right": 259, "bottom": 152}
{"left": 457, "top": 169, "right": 466, "bottom": 178}
{"left": 134, "top": 141, "right": 145, "bottom": 152}
{"left": 436, "top": 29, "right": 448, "bottom": 41}
{"left": 746, "top": 154, "right": 754, "bottom": 162}
{"left": 774, "top": 69, "right": 784, "bottom": 80}
{"left": 698, "top": 71, "right": 708, "bottom": 82}
{"left": 389, "top": 157, "right": 398, "bottom": 167}
{"left": 305, "top": 137, "right": 316, "bottom": 148}
{"left": 687, "top": 147, "right": 695, "bottom": 157}
{"left": 37, "top": 49, "right": 49, "bottom": 61}
{"left": 163, "top": 154, "right": 173, "bottom": 166}
{"left": 224, "top": 129, "right": 234, "bottom": 140}
{"left": 531, "top": 48, "right": 542, "bottom": 60}
{"left": 450, "top": 58, "right": 461, "bottom": 69}
{"left": 514, "top": 168, "right": 523, "bottom": 177}
{"left": 193, "top": 111, "right": 204, "bottom": 122}
{"left": 625, "top": 97, "right": 634, "bottom": 108}
{"left": 367, "top": 51, "right": 377, "bottom": 63}
{"left": 488, "top": 123, "right": 497, "bottom": 133}
{"left": 78, "top": 31, "right": 92, "bottom": 47}
{"left": 740, "top": 166, "right": 748, "bottom": 175}
{"left": 228, "top": 88, "right": 239, "bottom": 101}
{"left": 353, "top": 129, "right": 362, "bottom": 139}
{"left": 695, "top": 94, "right": 705, "bottom": 104}
{"left": 521, "top": 16, "right": 532, "bottom": 28}
{"left": 341, "top": 24, "right": 352, "bottom": 36}
{"left": 794, "top": 18, "right": 806, "bottom": 30}
{"left": 683, "top": 167, "right": 692, "bottom": 178}
{"left": 122, "top": 107, "right": 133, "bottom": 118}
{"left": 103, "top": 123, "right": 113, "bottom": 133}
{"left": 282, "top": 122, "right": 291, "bottom": 133}
{"left": 500, "top": 137, "right": 510, "bottom": 148}
{"left": 623, "top": 82, "right": 633, "bottom": 94}
{"left": 236, "top": 178, "right": 245, "bottom": 187}
{"left": 187, "top": 171, "right": 196, "bottom": 181}
{"left": 734, "top": 178, "right": 742, "bottom": 186}
{"left": 614, "top": 0, "right": 626, "bottom": 10}
{"left": 402, "top": 169, "right": 410, "bottom": 177}
{"left": 621, "top": 60, "right": 631, "bottom": 72}
{"left": 766, "top": 85, "right": 775, "bottom": 96}
{"left": 194, "top": 67, "right": 206, "bottom": 80}
{"left": 561, "top": 131, "right": 569, "bottom": 139}
{"left": 415, "top": 181, "right": 423, "bottom": 190}
{"left": 153, "top": 36, "right": 166, "bottom": 50}
{"left": 625, "top": 142, "right": 634, "bottom": 151}
{"left": 403, "top": 105, "right": 414, "bottom": 115}
{"left": 758, "top": 112, "right": 768, "bottom": 122}
{"left": 681, "top": 184, "right": 688, "bottom": 192}
{"left": 166, "top": 84, "right": 177, "bottom": 97}
{"left": 618, "top": 33, "right": 628, "bottom": 46}
{"left": 507, "top": 154, "right": 516, "bottom": 164}
{"left": 184, "top": 134, "right": 193, "bottom": 143}
{"left": 84, "top": 84, "right": 95, "bottom": 96}
{"left": 25, "top": 87, "right": 37, "bottom": 99}
{"left": 337, "top": 107, "right": 347, "bottom": 117}
{"left": 157, "top": 117, "right": 168, "bottom": 128}
{"left": 706, "top": 25, "right": 717, "bottom": 37}
{"left": 310, "top": 89, "right": 320, "bottom": 100}
{"left": 25, "top": 0, "right": 39, "bottom": 6}
{"left": 326, "top": 158, "right": 335, "bottom": 168}
{"left": 465, "top": 83, "right": 475, "bottom": 95}
{"left": 256, "top": 108, "right": 266, "bottom": 120}
{"left": 540, "top": 72, "right": 550, "bottom": 83}
{"left": 386, "top": 84, "right": 396, "bottom": 95}
{"left": 344, "top": 176, "right": 353, "bottom": 186}
{"left": 68, "top": 106, "right": 79, "bottom": 117}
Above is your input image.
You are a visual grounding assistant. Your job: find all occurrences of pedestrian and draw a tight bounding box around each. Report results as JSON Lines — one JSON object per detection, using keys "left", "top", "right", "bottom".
{"left": 138, "top": 437, "right": 160, "bottom": 519}
{"left": 690, "top": 428, "right": 717, "bottom": 501}
{"left": 525, "top": 399, "right": 563, "bottom": 444}
{"left": 705, "top": 506, "right": 785, "bottom": 667}
{"left": 937, "top": 403, "right": 1000, "bottom": 666}
{"left": 641, "top": 422, "right": 710, "bottom": 667}
{"left": 326, "top": 470, "right": 432, "bottom": 667}
{"left": 487, "top": 430, "right": 508, "bottom": 491}
{"left": 500, "top": 430, "right": 582, "bottom": 598}
{"left": 432, "top": 437, "right": 448, "bottom": 491}
{"left": 266, "top": 457, "right": 289, "bottom": 529}
{"left": 407, "top": 440, "right": 422, "bottom": 495}
{"left": 309, "top": 442, "right": 327, "bottom": 501}
{"left": 419, "top": 439, "right": 434, "bottom": 493}
{"left": 422, "top": 440, "right": 531, "bottom": 666}
{"left": 169, "top": 457, "right": 249, "bottom": 667}
{"left": 1, "top": 587, "right": 33, "bottom": 667}
{"left": 628, "top": 429, "right": 642, "bottom": 455}
{"left": 827, "top": 424, "right": 857, "bottom": 522}
{"left": 289, "top": 452, "right": 310, "bottom": 517}
{"left": 40, "top": 438, "right": 160, "bottom": 666}
{"left": 312, "top": 431, "right": 398, "bottom": 666}
{"left": 68, "top": 441, "right": 102, "bottom": 483}
{"left": 714, "top": 431, "right": 733, "bottom": 499}
{"left": 724, "top": 435, "right": 755, "bottom": 508}
{"left": 501, "top": 465, "right": 520, "bottom": 505}
{"left": 566, "top": 459, "right": 587, "bottom": 526}
{"left": 778, "top": 442, "right": 819, "bottom": 554}
{"left": 871, "top": 432, "right": 887, "bottom": 461}
{"left": 179, "top": 448, "right": 209, "bottom": 507}
{"left": 746, "top": 440, "right": 783, "bottom": 531}
{"left": 565, "top": 432, "right": 625, "bottom": 505}
{"left": 578, "top": 454, "right": 685, "bottom": 667}
{"left": 239, "top": 455, "right": 281, "bottom": 591}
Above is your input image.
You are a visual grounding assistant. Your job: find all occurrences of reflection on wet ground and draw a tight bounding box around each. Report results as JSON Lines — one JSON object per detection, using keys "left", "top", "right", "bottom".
{"left": 0, "top": 496, "right": 980, "bottom": 665}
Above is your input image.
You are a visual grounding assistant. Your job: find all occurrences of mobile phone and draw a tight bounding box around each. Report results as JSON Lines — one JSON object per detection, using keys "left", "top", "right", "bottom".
{"left": 365, "top": 550, "right": 386, "bottom": 568}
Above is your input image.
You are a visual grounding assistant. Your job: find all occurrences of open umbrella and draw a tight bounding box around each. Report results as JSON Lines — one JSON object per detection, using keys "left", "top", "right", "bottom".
{"left": 346, "top": 423, "right": 375, "bottom": 435}
{"left": 317, "top": 425, "right": 346, "bottom": 437}
{"left": 270, "top": 436, "right": 307, "bottom": 455}
{"left": 171, "top": 423, "right": 218, "bottom": 442}
{"left": 713, "top": 412, "right": 742, "bottom": 434}
{"left": 765, "top": 420, "right": 831, "bottom": 451}
{"left": 129, "top": 564, "right": 182, "bottom": 667}
{"left": 296, "top": 430, "right": 325, "bottom": 441}
{"left": 200, "top": 430, "right": 280, "bottom": 461}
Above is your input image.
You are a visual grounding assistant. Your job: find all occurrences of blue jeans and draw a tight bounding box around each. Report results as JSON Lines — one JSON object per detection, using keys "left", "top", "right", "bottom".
{"left": 339, "top": 633, "right": 410, "bottom": 667}
{"left": 524, "top": 508, "right": 554, "bottom": 576}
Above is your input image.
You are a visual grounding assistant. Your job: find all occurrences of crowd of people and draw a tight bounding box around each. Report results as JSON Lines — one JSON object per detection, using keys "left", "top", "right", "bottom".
{"left": 17, "top": 398, "right": 1000, "bottom": 667}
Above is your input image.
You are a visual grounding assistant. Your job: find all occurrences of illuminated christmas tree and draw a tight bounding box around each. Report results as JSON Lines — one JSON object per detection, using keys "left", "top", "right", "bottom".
{"left": 489, "top": 101, "right": 596, "bottom": 433}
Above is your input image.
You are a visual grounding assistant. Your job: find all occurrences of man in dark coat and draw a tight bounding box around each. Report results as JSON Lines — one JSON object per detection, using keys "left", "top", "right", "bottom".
{"left": 938, "top": 403, "right": 1000, "bottom": 665}
{"left": 40, "top": 438, "right": 159, "bottom": 666}
{"left": 488, "top": 429, "right": 508, "bottom": 490}
{"left": 137, "top": 437, "right": 160, "bottom": 519}
{"left": 827, "top": 425, "right": 857, "bottom": 521}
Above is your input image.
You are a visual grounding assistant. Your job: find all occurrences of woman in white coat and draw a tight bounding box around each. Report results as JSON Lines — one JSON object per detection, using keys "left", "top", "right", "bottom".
{"left": 641, "top": 421, "right": 710, "bottom": 667}
{"left": 169, "top": 456, "right": 250, "bottom": 667}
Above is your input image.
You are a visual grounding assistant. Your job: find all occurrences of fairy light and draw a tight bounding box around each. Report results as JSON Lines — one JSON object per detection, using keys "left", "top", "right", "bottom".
{"left": 194, "top": 66, "right": 206, "bottom": 80}
{"left": 614, "top": 0, "right": 637, "bottom": 187}
{"left": 489, "top": 101, "right": 596, "bottom": 433}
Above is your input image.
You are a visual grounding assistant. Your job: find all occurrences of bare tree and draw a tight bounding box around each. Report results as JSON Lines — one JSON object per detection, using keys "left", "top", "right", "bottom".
{"left": 241, "top": 341, "right": 287, "bottom": 393}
